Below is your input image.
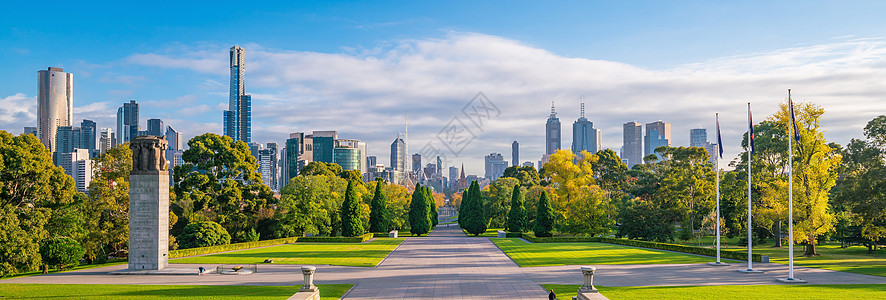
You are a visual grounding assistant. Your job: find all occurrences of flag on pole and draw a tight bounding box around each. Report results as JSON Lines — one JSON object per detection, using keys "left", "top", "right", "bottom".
{"left": 716, "top": 114, "right": 724, "bottom": 158}
{"left": 788, "top": 90, "right": 800, "bottom": 142}
{"left": 748, "top": 103, "right": 755, "bottom": 153}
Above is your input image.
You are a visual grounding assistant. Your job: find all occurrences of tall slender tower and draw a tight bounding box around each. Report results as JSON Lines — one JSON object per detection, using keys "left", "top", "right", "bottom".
{"left": 545, "top": 102, "right": 561, "bottom": 155}
{"left": 37, "top": 67, "right": 73, "bottom": 153}
{"left": 224, "top": 46, "right": 251, "bottom": 142}
{"left": 572, "top": 100, "right": 601, "bottom": 156}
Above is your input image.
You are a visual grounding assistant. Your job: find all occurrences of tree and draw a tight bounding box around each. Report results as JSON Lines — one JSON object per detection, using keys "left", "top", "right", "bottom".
{"left": 173, "top": 133, "right": 276, "bottom": 242}
{"left": 593, "top": 149, "right": 629, "bottom": 194}
{"left": 369, "top": 179, "right": 390, "bottom": 232}
{"left": 426, "top": 187, "right": 439, "bottom": 227}
{"left": 276, "top": 175, "right": 346, "bottom": 237}
{"left": 506, "top": 184, "right": 526, "bottom": 233}
{"left": 39, "top": 237, "right": 84, "bottom": 270}
{"left": 300, "top": 161, "right": 343, "bottom": 177}
{"left": 84, "top": 144, "right": 132, "bottom": 260}
{"left": 457, "top": 190, "right": 468, "bottom": 228}
{"left": 178, "top": 221, "right": 231, "bottom": 249}
{"left": 340, "top": 169, "right": 362, "bottom": 182}
{"left": 534, "top": 191, "right": 555, "bottom": 237}
{"left": 461, "top": 181, "right": 488, "bottom": 236}
{"left": 501, "top": 165, "right": 541, "bottom": 187}
{"left": 835, "top": 115, "right": 886, "bottom": 251}
{"left": 617, "top": 199, "right": 676, "bottom": 242}
{"left": 772, "top": 100, "right": 840, "bottom": 256}
{"left": 481, "top": 177, "right": 518, "bottom": 228}
{"left": 0, "top": 131, "right": 80, "bottom": 277}
{"left": 408, "top": 184, "right": 432, "bottom": 236}
{"left": 340, "top": 180, "right": 364, "bottom": 237}
{"left": 542, "top": 149, "right": 614, "bottom": 235}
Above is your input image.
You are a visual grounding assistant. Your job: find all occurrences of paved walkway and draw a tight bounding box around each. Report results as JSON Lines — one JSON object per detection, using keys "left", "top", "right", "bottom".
{"left": 3, "top": 225, "right": 886, "bottom": 299}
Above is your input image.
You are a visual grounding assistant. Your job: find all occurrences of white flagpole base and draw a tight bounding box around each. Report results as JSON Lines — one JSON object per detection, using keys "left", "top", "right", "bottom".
{"left": 707, "top": 262, "right": 731, "bottom": 266}
{"left": 776, "top": 277, "right": 807, "bottom": 283}
{"left": 737, "top": 269, "right": 764, "bottom": 273}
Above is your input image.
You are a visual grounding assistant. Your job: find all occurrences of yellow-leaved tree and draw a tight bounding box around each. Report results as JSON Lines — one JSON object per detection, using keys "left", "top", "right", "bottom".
{"left": 541, "top": 149, "right": 613, "bottom": 236}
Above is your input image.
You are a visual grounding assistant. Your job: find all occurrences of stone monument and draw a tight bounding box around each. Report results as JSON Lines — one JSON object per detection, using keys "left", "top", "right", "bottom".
{"left": 127, "top": 135, "right": 169, "bottom": 271}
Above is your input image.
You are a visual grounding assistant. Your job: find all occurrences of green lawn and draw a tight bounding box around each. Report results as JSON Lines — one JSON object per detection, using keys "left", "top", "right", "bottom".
{"left": 674, "top": 237, "right": 886, "bottom": 277}
{"left": 492, "top": 238, "right": 732, "bottom": 267}
{"left": 3, "top": 260, "right": 127, "bottom": 279}
{"left": 542, "top": 284, "right": 886, "bottom": 300}
{"left": 0, "top": 283, "right": 352, "bottom": 300}
{"left": 463, "top": 228, "right": 502, "bottom": 237}
{"left": 171, "top": 239, "right": 403, "bottom": 267}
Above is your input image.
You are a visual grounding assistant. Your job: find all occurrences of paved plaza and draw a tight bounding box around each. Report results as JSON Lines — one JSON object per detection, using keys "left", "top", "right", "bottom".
{"left": 3, "top": 225, "right": 885, "bottom": 299}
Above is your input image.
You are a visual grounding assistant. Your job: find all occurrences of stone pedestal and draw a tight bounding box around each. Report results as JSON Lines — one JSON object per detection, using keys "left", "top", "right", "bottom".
{"left": 579, "top": 266, "right": 597, "bottom": 293}
{"left": 389, "top": 230, "right": 398, "bottom": 238}
{"left": 127, "top": 136, "right": 169, "bottom": 271}
{"left": 300, "top": 266, "right": 317, "bottom": 292}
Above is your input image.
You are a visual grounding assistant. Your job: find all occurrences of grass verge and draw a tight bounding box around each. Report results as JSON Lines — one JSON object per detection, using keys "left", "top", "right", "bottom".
{"left": 492, "top": 238, "right": 731, "bottom": 267}
{"left": 542, "top": 284, "right": 886, "bottom": 300}
{"left": 0, "top": 283, "right": 352, "bottom": 300}
{"left": 171, "top": 238, "right": 403, "bottom": 267}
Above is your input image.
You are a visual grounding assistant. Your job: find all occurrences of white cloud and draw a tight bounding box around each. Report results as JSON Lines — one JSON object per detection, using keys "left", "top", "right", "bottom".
{"left": 11, "top": 33, "right": 886, "bottom": 175}
{"left": 0, "top": 93, "right": 36, "bottom": 131}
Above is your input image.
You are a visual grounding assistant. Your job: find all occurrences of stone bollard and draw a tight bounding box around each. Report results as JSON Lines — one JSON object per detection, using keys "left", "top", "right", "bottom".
{"left": 497, "top": 230, "right": 507, "bottom": 238}
{"left": 389, "top": 230, "right": 398, "bottom": 238}
{"left": 579, "top": 266, "right": 597, "bottom": 293}
{"left": 300, "top": 266, "right": 317, "bottom": 292}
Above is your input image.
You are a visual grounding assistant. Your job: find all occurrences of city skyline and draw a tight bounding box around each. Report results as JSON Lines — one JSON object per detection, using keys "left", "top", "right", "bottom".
{"left": 4, "top": 3, "right": 886, "bottom": 175}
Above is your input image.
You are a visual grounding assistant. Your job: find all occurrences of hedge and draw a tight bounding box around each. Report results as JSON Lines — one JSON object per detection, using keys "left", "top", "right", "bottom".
{"left": 505, "top": 232, "right": 522, "bottom": 238}
{"left": 169, "top": 237, "right": 299, "bottom": 259}
{"left": 296, "top": 233, "right": 374, "bottom": 243}
{"left": 522, "top": 234, "right": 764, "bottom": 262}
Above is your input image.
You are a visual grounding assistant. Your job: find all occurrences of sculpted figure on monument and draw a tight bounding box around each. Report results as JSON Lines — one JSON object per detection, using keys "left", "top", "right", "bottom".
{"left": 130, "top": 136, "right": 169, "bottom": 173}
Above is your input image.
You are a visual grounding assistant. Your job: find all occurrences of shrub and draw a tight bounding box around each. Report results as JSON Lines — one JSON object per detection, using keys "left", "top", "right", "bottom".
{"left": 297, "top": 233, "right": 374, "bottom": 243}
{"left": 39, "top": 237, "right": 84, "bottom": 270}
{"left": 178, "top": 221, "right": 231, "bottom": 249}
{"left": 169, "top": 237, "right": 298, "bottom": 258}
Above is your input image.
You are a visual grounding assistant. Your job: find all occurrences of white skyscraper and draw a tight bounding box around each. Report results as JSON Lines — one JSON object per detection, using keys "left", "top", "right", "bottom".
{"left": 37, "top": 67, "right": 73, "bottom": 153}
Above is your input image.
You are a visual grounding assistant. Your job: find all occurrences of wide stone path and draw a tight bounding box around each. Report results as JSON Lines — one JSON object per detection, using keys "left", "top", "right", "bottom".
{"left": 340, "top": 225, "right": 548, "bottom": 299}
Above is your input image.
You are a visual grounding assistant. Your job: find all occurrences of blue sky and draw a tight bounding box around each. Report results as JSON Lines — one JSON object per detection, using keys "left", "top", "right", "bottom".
{"left": 3, "top": 1, "right": 886, "bottom": 174}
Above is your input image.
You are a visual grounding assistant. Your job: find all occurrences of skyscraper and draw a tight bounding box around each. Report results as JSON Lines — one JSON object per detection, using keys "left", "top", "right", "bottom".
{"left": 99, "top": 128, "right": 114, "bottom": 155}
{"left": 412, "top": 154, "right": 422, "bottom": 175}
{"left": 165, "top": 125, "right": 183, "bottom": 151}
{"left": 448, "top": 166, "right": 459, "bottom": 191}
{"left": 436, "top": 156, "right": 443, "bottom": 176}
{"left": 285, "top": 132, "right": 313, "bottom": 181}
{"left": 117, "top": 100, "right": 139, "bottom": 144}
{"left": 690, "top": 128, "right": 707, "bottom": 148}
{"left": 80, "top": 119, "right": 97, "bottom": 158}
{"left": 37, "top": 67, "right": 73, "bottom": 153}
{"left": 367, "top": 156, "right": 377, "bottom": 168}
{"left": 333, "top": 139, "right": 362, "bottom": 171}
{"left": 484, "top": 153, "right": 508, "bottom": 181}
{"left": 24, "top": 127, "right": 37, "bottom": 136}
{"left": 390, "top": 136, "right": 406, "bottom": 183}
{"left": 311, "top": 131, "right": 337, "bottom": 163}
{"left": 147, "top": 119, "right": 164, "bottom": 136}
{"left": 545, "top": 102, "right": 561, "bottom": 155}
{"left": 623, "top": 122, "right": 643, "bottom": 168}
{"left": 572, "top": 102, "right": 601, "bottom": 157}
{"left": 224, "top": 46, "right": 252, "bottom": 143}
{"left": 512, "top": 141, "right": 519, "bottom": 166}
{"left": 259, "top": 142, "right": 279, "bottom": 190}
{"left": 165, "top": 125, "right": 184, "bottom": 185}
{"left": 54, "top": 126, "right": 81, "bottom": 164}
{"left": 645, "top": 121, "right": 671, "bottom": 157}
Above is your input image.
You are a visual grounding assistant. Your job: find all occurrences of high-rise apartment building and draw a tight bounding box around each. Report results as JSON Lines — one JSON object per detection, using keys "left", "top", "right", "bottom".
{"left": 572, "top": 102, "right": 601, "bottom": 157}
{"left": 512, "top": 141, "right": 519, "bottom": 166}
{"left": 259, "top": 143, "right": 279, "bottom": 190}
{"left": 80, "top": 119, "right": 97, "bottom": 158}
{"left": 545, "top": 103, "right": 561, "bottom": 155}
{"left": 484, "top": 153, "right": 508, "bottom": 181}
{"left": 690, "top": 128, "right": 707, "bottom": 148}
{"left": 55, "top": 126, "right": 81, "bottom": 162}
{"left": 622, "top": 122, "right": 643, "bottom": 168}
{"left": 645, "top": 121, "right": 671, "bottom": 157}
{"left": 99, "top": 128, "right": 114, "bottom": 155}
{"left": 249, "top": 142, "right": 262, "bottom": 163}
{"left": 224, "top": 46, "right": 252, "bottom": 143}
{"left": 37, "top": 67, "right": 73, "bottom": 153}
{"left": 117, "top": 100, "right": 139, "bottom": 144}
{"left": 61, "top": 149, "right": 92, "bottom": 193}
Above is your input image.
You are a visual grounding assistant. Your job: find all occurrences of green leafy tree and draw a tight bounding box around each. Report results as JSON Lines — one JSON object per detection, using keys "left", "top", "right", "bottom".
{"left": 617, "top": 199, "right": 676, "bottom": 242}
{"left": 501, "top": 165, "right": 541, "bottom": 187}
{"left": 506, "top": 184, "right": 526, "bottom": 233}
{"left": 178, "top": 221, "right": 232, "bottom": 249}
{"left": 39, "top": 237, "right": 84, "bottom": 270}
{"left": 173, "top": 133, "right": 276, "bottom": 242}
{"left": 462, "top": 181, "right": 488, "bottom": 236}
{"left": 340, "top": 169, "right": 362, "bottom": 182}
{"left": 457, "top": 190, "right": 467, "bottom": 228}
{"left": 408, "top": 184, "right": 432, "bottom": 236}
{"left": 340, "top": 180, "right": 364, "bottom": 237}
{"left": 593, "top": 149, "right": 629, "bottom": 194}
{"left": 0, "top": 131, "right": 80, "bottom": 277}
{"left": 533, "top": 191, "right": 555, "bottom": 237}
{"left": 481, "top": 177, "right": 518, "bottom": 228}
{"left": 835, "top": 115, "right": 886, "bottom": 251}
{"left": 84, "top": 144, "right": 132, "bottom": 260}
{"left": 277, "top": 175, "right": 347, "bottom": 237}
{"left": 426, "top": 187, "right": 438, "bottom": 227}
{"left": 300, "top": 161, "right": 343, "bottom": 177}
{"left": 369, "top": 179, "right": 390, "bottom": 232}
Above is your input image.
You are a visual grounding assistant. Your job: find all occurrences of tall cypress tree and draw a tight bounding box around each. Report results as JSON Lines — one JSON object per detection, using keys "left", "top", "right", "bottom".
{"left": 463, "top": 181, "right": 488, "bottom": 236}
{"left": 408, "top": 184, "right": 431, "bottom": 236}
{"left": 458, "top": 190, "right": 468, "bottom": 228}
{"left": 534, "top": 191, "right": 555, "bottom": 237}
{"left": 506, "top": 184, "right": 526, "bottom": 233}
{"left": 369, "top": 179, "right": 390, "bottom": 233}
{"left": 340, "top": 180, "right": 364, "bottom": 237}
{"left": 426, "top": 187, "right": 439, "bottom": 227}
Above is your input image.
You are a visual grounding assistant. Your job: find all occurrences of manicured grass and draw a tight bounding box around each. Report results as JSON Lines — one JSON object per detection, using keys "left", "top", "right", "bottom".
{"left": 542, "top": 284, "right": 886, "bottom": 300}
{"left": 675, "top": 237, "right": 886, "bottom": 277}
{"left": 0, "top": 283, "right": 352, "bottom": 300}
{"left": 463, "top": 228, "right": 502, "bottom": 237}
{"left": 492, "top": 238, "right": 730, "bottom": 267}
{"left": 171, "top": 239, "right": 403, "bottom": 267}
{"left": 3, "top": 260, "right": 126, "bottom": 279}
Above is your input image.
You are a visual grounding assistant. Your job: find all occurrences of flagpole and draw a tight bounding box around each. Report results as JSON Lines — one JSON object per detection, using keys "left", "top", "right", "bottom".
{"left": 709, "top": 113, "right": 728, "bottom": 266}
{"left": 778, "top": 89, "right": 804, "bottom": 282}
{"left": 740, "top": 103, "right": 762, "bottom": 273}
